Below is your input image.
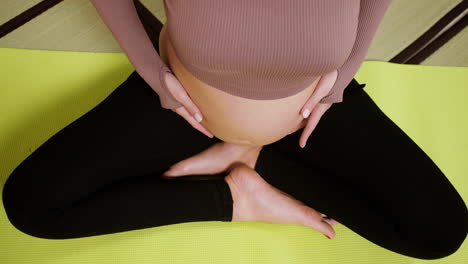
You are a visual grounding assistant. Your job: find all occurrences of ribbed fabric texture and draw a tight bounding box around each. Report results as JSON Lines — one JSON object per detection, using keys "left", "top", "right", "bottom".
{"left": 153, "top": 0, "right": 393, "bottom": 110}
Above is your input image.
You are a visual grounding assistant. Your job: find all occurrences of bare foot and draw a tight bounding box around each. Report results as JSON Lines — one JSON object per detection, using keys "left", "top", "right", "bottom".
{"left": 225, "top": 164, "right": 337, "bottom": 239}
{"left": 162, "top": 142, "right": 262, "bottom": 177}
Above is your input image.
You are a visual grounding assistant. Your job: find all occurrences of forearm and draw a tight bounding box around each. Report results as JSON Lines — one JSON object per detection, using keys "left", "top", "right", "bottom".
{"left": 90, "top": 0, "right": 162, "bottom": 86}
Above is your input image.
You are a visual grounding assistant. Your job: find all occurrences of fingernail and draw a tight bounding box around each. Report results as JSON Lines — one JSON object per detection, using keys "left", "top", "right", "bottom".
{"left": 324, "top": 234, "right": 332, "bottom": 239}
{"left": 163, "top": 167, "right": 176, "bottom": 175}
{"left": 161, "top": 174, "right": 172, "bottom": 179}
{"left": 194, "top": 113, "right": 203, "bottom": 122}
{"left": 302, "top": 109, "right": 310, "bottom": 119}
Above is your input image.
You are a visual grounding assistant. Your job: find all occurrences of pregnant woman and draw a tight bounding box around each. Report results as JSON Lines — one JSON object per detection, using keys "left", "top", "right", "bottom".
{"left": 3, "top": 0, "right": 467, "bottom": 260}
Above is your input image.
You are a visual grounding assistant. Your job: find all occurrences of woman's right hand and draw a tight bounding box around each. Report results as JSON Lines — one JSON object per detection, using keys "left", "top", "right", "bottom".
{"left": 163, "top": 71, "right": 214, "bottom": 138}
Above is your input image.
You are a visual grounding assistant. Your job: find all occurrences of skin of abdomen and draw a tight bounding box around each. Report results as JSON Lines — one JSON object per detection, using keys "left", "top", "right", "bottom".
{"left": 159, "top": 25, "right": 320, "bottom": 147}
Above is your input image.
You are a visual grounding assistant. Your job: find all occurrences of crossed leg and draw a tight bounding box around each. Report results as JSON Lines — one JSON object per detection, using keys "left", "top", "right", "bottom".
{"left": 2, "top": 70, "right": 233, "bottom": 239}
{"left": 255, "top": 81, "right": 468, "bottom": 259}
{"left": 2, "top": 66, "right": 467, "bottom": 260}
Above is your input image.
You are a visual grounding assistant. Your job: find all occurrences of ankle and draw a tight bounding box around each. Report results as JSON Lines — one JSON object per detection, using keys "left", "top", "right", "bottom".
{"left": 225, "top": 172, "right": 244, "bottom": 221}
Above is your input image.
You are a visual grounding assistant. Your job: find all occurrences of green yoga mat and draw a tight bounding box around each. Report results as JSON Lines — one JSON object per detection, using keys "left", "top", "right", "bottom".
{"left": 1, "top": 47, "right": 467, "bottom": 264}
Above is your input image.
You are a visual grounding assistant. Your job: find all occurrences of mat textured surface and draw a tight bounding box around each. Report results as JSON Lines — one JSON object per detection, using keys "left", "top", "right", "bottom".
{"left": 0, "top": 47, "right": 467, "bottom": 264}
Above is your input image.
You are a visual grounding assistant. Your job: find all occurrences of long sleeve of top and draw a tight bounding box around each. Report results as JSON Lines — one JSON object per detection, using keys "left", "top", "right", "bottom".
{"left": 319, "top": 0, "right": 393, "bottom": 104}
{"left": 157, "top": 64, "right": 183, "bottom": 110}
{"left": 155, "top": 0, "right": 394, "bottom": 110}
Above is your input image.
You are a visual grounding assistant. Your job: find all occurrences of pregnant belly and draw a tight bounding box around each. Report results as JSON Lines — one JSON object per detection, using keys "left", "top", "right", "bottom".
{"left": 160, "top": 25, "right": 320, "bottom": 146}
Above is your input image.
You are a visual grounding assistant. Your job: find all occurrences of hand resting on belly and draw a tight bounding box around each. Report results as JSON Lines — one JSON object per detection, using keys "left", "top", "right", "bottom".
{"left": 159, "top": 26, "right": 321, "bottom": 147}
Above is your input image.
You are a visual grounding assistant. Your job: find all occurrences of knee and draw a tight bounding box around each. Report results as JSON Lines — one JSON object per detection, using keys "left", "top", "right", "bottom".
{"left": 3, "top": 198, "right": 63, "bottom": 240}
{"left": 415, "top": 230, "right": 467, "bottom": 260}
{"left": 400, "top": 205, "right": 468, "bottom": 259}
{"left": 416, "top": 231, "right": 467, "bottom": 260}
{"left": 3, "top": 171, "right": 62, "bottom": 240}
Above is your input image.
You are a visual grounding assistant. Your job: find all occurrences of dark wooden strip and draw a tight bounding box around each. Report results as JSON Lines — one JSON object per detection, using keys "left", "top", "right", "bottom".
{"left": 133, "top": 0, "right": 164, "bottom": 52}
{"left": 390, "top": 1, "right": 467, "bottom": 64}
{"left": 407, "top": 14, "right": 467, "bottom": 64}
{"left": 0, "top": 0, "right": 63, "bottom": 39}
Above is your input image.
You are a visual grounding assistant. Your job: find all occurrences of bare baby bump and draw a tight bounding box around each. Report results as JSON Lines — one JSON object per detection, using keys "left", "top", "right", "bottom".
{"left": 159, "top": 25, "right": 320, "bottom": 146}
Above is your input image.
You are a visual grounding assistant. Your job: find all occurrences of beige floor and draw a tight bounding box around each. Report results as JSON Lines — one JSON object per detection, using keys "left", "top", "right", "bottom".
{"left": 0, "top": 0, "right": 466, "bottom": 67}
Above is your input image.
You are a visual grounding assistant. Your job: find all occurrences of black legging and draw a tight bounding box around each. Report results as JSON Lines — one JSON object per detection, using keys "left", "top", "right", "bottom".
{"left": 3, "top": 55, "right": 468, "bottom": 261}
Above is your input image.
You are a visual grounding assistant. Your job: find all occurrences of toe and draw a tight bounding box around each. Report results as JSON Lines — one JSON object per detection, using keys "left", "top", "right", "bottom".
{"left": 301, "top": 206, "right": 336, "bottom": 239}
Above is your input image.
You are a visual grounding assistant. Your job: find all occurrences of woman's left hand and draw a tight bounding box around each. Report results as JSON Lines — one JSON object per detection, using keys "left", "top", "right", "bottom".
{"left": 287, "top": 70, "right": 338, "bottom": 148}
{"left": 289, "top": 103, "right": 332, "bottom": 148}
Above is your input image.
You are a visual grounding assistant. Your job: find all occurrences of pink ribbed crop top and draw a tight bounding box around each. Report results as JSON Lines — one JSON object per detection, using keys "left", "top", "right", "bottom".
{"left": 153, "top": 0, "right": 393, "bottom": 110}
